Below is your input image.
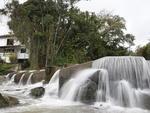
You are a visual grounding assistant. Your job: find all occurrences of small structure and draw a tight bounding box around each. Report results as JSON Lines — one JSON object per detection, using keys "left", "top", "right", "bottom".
{"left": 0, "top": 34, "right": 29, "bottom": 63}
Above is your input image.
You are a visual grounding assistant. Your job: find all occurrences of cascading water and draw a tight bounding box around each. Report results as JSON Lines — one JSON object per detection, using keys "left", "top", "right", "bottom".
{"left": 92, "top": 56, "right": 150, "bottom": 108}
{"left": 6, "top": 74, "right": 16, "bottom": 85}
{"left": 115, "top": 80, "right": 136, "bottom": 107}
{"left": 92, "top": 56, "right": 150, "bottom": 89}
{"left": 44, "top": 70, "right": 60, "bottom": 98}
{"left": 60, "top": 69, "right": 108, "bottom": 102}
{"left": 5, "top": 73, "right": 10, "bottom": 80}
{"left": 1, "top": 56, "right": 150, "bottom": 113}
{"left": 96, "top": 69, "right": 109, "bottom": 102}
{"left": 18, "top": 73, "right": 26, "bottom": 86}
{"left": 26, "top": 73, "right": 33, "bottom": 85}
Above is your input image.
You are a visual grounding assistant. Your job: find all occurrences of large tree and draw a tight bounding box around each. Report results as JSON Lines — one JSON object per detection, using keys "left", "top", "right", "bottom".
{"left": 60, "top": 11, "right": 135, "bottom": 61}
{"left": 0, "top": 0, "right": 135, "bottom": 68}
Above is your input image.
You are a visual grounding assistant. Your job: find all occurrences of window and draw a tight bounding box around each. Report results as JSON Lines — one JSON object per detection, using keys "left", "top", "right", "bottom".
{"left": 7, "top": 39, "right": 14, "bottom": 45}
{"left": 20, "top": 48, "right": 26, "bottom": 53}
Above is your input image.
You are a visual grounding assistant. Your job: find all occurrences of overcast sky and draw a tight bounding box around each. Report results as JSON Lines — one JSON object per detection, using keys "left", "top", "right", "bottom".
{"left": 0, "top": 0, "right": 150, "bottom": 49}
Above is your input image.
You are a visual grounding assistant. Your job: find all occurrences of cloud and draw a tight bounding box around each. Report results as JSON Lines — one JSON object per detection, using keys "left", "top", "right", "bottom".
{"left": 76, "top": 0, "right": 150, "bottom": 46}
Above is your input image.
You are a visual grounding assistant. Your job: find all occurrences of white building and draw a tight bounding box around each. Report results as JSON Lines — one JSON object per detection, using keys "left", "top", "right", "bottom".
{"left": 0, "top": 34, "right": 29, "bottom": 63}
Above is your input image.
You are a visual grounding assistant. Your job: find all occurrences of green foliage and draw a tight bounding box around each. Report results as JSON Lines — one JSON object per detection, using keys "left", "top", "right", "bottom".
{"left": 0, "top": 64, "right": 14, "bottom": 75}
{"left": 0, "top": 0, "right": 135, "bottom": 68}
{"left": 61, "top": 11, "right": 135, "bottom": 60}
{"left": 135, "top": 43, "right": 150, "bottom": 60}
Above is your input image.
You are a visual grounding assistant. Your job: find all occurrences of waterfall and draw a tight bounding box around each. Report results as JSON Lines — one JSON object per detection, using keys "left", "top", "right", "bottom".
{"left": 1, "top": 56, "right": 150, "bottom": 112}
{"left": 60, "top": 69, "right": 107, "bottom": 101}
{"left": 5, "top": 73, "right": 10, "bottom": 80}
{"left": 6, "top": 74, "right": 16, "bottom": 85}
{"left": 92, "top": 56, "right": 150, "bottom": 108}
{"left": 18, "top": 73, "right": 25, "bottom": 86}
{"left": 26, "top": 73, "right": 33, "bottom": 85}
{"left": 44, "top": 70, "right": 60, "bottom": 98}
{"left": 96, "top": 69, "right": 110, "bottom": 102}
{"left": 116, "top": 80, "right": 136, "bottom": 107}
{"left": 92, "top": 56, "right": 150, "bottom": 89}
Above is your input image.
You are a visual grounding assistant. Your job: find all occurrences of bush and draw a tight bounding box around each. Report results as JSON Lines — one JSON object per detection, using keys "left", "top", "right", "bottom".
{"left": 0, "top": 64, "right": 15, "bottom": 75}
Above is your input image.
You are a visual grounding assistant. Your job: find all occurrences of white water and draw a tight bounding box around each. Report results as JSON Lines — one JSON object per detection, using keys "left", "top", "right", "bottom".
{"left": 92, "top": 56, "right": 150, "bottom": 108}
{"left": 5, "top": 73, "right": 10, "bottom": 80}
{"left": 96, "top": 69, "right": 110, "bottom": 102}
{"left": 1, "top": 57, "right": 150, "bottom": 113}
{"left": 116, "top": 80, "right": 136, "bottom": 107}
{"left": 18, "top": 73, "right": 26, "bottom": 86}
{"left": 6, "top": 74, "right": 16, "bottom": 85}
{"left": 44, "top": 70, "right": 60, "bottom": 98}
{"left": 26, "top": 73, "right": 33, "bottom": 85}
{"left": 60, "top": 69, "right": 102, "bottom": 101}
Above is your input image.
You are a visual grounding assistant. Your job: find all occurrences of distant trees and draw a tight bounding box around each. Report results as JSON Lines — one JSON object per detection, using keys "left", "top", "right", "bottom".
{"left": 135, "top": 42, "right": 150, "bottom": 60}
{"left": 0, "top": 0, "right": 135, "bottom": 69}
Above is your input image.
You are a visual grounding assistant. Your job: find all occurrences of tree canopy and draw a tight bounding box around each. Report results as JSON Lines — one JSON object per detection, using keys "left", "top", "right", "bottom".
{"left": 0, "top": 0, "right": 135, "bottom": 69}
{"left": 135, "top": 42, "right": 150, "bottom": 60}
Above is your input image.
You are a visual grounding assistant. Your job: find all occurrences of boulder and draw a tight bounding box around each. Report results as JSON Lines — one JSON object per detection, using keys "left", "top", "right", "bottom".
{"left": 76, "top": 79, "right": 97, "bottom": 103}
{"left": 0, "top": 93, "right": 19, "bottom": 108}
{"left": 141, "top": 93, "right": 150, "bottom": 110}
{"left": 30, "top": 87, "right": 45, "bottom": 98}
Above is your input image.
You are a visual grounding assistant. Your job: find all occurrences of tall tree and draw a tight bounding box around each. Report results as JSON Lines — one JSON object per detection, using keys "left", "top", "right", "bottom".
{"left": 0, "top": 0, "right": 135, "bottom": 68}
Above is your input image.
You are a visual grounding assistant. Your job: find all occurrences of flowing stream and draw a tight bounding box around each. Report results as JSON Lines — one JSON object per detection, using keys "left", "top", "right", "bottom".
{"left": 0, "top": 56, "right": 150, "bottom": 113}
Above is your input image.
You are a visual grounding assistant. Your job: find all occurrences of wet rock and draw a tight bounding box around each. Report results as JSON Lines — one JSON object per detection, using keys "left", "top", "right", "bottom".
{"left": 0, "top": 93, "right": 19, "bottom": 108}
{"left": 14, "top": 72, "right": 25, "bottom": 84}
{"left": 30, "top": 87, "right": 45, "bottom": 98}
{"left": 141, "top": 93, "right": 150, "bottom": 110}
{"left": 76, "top": 79, "right": 97, "bottom": 103}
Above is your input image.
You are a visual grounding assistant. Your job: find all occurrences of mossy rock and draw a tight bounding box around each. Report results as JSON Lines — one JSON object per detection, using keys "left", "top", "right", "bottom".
{"left": 30, "top": 87, "right": 45, "bottom": 98}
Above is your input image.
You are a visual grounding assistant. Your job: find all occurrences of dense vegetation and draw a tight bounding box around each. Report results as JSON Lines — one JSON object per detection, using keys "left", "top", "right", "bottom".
{"left": 0, "top": 0, "right": 135, "bottom": 69}
{"left": 135, "top": 42, "right": 150, "bottom": 60}
{"left": 0, "top": 63, "right": 14, "bottom": 75}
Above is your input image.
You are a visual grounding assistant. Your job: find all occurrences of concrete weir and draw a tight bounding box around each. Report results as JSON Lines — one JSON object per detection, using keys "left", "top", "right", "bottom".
{"left": 59, "top": 62, "right": 92, "bottom": 89}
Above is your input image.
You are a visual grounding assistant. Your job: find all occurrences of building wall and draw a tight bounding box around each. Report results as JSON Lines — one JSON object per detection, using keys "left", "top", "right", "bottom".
{"left": 0, "top": 38, "right": 7, "bottom": 47}
{"left": 17, "top": 48, "right": 29, "bottom": 59}
{"left": 0, "top": 35, "right": 29, "bottom": 63}
{"left": 0, "top": 37, "right": 20, "bottom": 47}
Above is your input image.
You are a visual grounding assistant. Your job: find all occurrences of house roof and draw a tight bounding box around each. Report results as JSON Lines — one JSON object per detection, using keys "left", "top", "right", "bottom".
{"left": 0, "top": 34, "right": 15, "bottom": 38}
